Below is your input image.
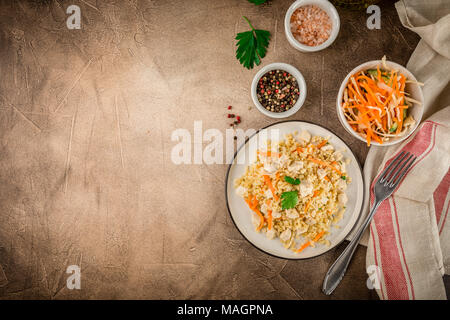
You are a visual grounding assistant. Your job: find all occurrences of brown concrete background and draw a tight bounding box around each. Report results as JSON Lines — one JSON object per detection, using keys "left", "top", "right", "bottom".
{"left": 0, "top": 0, "right": 423, "bottom": 299}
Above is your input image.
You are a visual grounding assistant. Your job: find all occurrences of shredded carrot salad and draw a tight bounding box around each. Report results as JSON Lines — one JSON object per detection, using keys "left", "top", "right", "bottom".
{"left": 342, "top": 56, "right": 422, "bottom": 146}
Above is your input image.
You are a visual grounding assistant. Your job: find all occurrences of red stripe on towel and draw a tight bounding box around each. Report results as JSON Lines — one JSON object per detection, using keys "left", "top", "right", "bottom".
{"left": 373, "top": 199, "right": 409, "bottom": 299}
{"left": 369, "top": 122, "right": 435, "bottom": 206}
{"left": 404, "top": 123, "right": 438, "bottom": 177}
{"left": 370, "top": 224, "right": 386, "bottom": 300}
{"left": 426, "top": 120, "right": 448, "bottom": 128}
{"left": 369, "top": 121, "right": 435, "bottom": 299}
{"left": 392, "top": 197, "right": 415, "bottom": 299}
{"left": 434, "top": 169, "right": 450, "bottom": 225}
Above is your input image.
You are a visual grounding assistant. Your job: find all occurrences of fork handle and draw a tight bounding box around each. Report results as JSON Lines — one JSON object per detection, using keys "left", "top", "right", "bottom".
{"left": 322, "top": 200, "right": 381, "bottom": 295}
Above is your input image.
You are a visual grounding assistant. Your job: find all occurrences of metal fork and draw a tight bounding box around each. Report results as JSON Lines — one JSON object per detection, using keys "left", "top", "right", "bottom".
{"left": 322, "top": 151, "right": 417, "bottom": 295}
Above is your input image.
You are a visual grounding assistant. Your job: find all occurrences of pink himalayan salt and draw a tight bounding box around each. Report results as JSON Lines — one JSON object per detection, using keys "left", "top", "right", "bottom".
{"left": 290, "top": 5, "right": 332, "bottom": 47}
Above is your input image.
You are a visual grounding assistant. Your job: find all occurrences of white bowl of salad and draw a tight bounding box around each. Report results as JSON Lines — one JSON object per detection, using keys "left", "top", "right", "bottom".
{"left": 336, "top": 56, "right": 424, "bottom": 147}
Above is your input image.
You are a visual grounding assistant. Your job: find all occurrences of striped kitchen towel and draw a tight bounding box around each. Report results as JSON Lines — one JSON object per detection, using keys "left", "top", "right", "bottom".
{"left": 358, "top": 0, "right": 450, "bottom": 300}
{"left": 366, "top": 107, "right": 450, "bottom": 300}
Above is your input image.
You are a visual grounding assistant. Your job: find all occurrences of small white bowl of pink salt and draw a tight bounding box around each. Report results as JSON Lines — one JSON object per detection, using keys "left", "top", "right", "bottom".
{"left": 285, "top": 0, "right": 340, "bottom": 53}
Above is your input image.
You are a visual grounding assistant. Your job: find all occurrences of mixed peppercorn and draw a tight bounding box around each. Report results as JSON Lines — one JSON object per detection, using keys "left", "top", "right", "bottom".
{"left": 227, "top": 106, "right": 241, "bottom": 139}
{"left": 256, "top": 69, "right": 300, "bottom": 113}
{"left": 227, "top": 106, "right": 241, "bottom": 125}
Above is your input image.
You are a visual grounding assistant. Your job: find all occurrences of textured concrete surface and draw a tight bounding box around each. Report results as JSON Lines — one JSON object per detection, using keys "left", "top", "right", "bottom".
{"left": 0, "top": 0, "right": 421, "bottom": 299}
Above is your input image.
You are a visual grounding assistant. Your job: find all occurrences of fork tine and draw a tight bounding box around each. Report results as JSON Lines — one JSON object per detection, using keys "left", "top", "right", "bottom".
{"left": 386, "top": 153, "right": 414, "bottom": 186}
{"left": 379, "top": 151, "right": 406, "bottom": 183}
{"left": 389, "top": 155, "right": 417, "bottom": 188}
{"left": 383, "top": 152, "right": 410, "bottom": 184}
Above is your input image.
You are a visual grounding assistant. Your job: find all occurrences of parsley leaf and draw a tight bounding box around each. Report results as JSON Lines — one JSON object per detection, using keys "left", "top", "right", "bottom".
{"left": 281, "top": 191, "right": 298, "bottom": 210}
{"left": 235, "top": 16, "right": 271, "bottom": 69}
{"left": 284, "top": 176, "right": 300, "bottom": 185}
{"left": 341, "top": 176, "right": 347, "bottom": 180}
{"left": 247, "top": 0, "right": 267, "bottom": 4}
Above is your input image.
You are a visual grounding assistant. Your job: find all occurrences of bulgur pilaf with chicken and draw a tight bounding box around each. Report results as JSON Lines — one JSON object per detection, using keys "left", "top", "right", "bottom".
{"left": 234, "top": 130, "right": 351, "bottom": 253}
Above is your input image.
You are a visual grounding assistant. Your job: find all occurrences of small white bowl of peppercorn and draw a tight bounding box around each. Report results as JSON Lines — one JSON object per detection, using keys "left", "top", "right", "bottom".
{"left": 251, "top": 62, "right": 307, "bottom": 119}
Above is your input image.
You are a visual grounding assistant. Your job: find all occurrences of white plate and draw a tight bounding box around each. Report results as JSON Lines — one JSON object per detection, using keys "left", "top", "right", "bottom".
{"left": 225, "top": 121, "right": 364, "bottom": 259}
